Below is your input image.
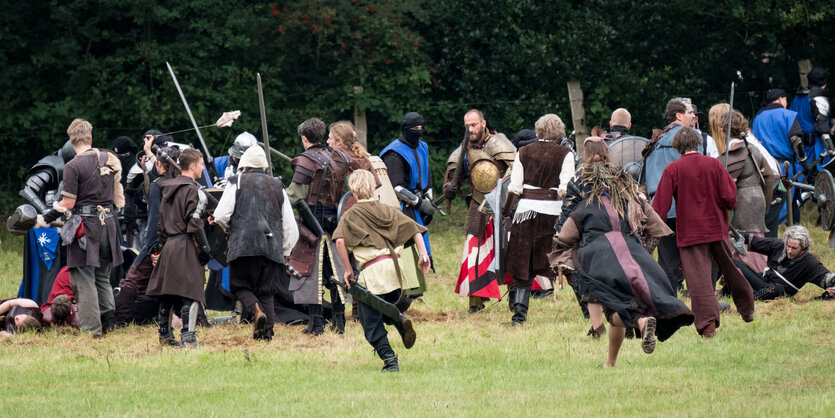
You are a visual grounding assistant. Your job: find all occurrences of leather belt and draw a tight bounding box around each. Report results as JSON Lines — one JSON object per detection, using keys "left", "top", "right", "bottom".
{"left": 361, "top": 254, "right": 392, "bottom": 271}
{"left": 520, "top": 189, "right": 560, "bottom": 201}
{"left": 74, "top": 204, "right": 114, "bottom": 215}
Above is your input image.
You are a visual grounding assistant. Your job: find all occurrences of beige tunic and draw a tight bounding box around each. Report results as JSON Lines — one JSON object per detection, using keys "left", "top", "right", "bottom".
{"left": 351, "top": 245, "right": 406, "bottom": 295}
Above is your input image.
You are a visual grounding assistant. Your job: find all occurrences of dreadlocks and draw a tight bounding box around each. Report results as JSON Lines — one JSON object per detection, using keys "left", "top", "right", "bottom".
{"left": 582, "top": 162, "right": 640, "bottom": 219}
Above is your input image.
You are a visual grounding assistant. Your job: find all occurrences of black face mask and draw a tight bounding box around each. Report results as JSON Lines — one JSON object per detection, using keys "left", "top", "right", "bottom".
{"left": 403, "top": 128, "right": 422, "bottom": 147}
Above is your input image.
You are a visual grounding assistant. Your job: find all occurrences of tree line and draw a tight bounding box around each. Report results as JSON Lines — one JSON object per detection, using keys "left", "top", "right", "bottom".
{"left": 2, "top": 0, "right": 833, "bottom": 212}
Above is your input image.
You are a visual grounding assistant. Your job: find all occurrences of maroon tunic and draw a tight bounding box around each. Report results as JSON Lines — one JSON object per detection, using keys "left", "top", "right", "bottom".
{"left": 146, "top": 176, "right": 206, "bottom": 304}
{"left": 651, "top": 152, "right": 737, "bottom": 247}
{"left": 61, "top": 149, "right": 123, "bottom": 268}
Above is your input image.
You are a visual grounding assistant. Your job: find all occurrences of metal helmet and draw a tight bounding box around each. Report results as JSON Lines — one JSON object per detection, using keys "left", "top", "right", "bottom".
{"left": 228, "top": 132, "right": 258, "bottom": 161}
{"left": 57, "top": 140, "right": 76, "bottom": 163}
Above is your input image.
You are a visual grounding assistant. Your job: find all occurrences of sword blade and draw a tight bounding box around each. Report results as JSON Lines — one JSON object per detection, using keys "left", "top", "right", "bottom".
{"left": 257, "top": 73, "right": 274, "bottom": 176}
{"left": 723, "top": 82, "right": 735, "bottom": 169}
{"left": 166, "top": 62, "right": 213, "bottom": 163}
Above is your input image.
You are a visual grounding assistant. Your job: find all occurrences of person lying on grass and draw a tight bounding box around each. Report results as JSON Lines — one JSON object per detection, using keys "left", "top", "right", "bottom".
{"left": 1, "top": 298, "right": 43, "bottom": 336}
{"left": 735, "top": 225, "right": 835, "bottom": 301}
{"left": 333, "top": 169, "right": 431, "bottom": 372}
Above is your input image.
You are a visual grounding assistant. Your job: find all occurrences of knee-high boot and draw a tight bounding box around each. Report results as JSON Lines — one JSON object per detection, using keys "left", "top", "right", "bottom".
{"left": 180, "top": 301, "right": 199, "bottom": 347}
{"left": 511, "top": 288, "right": 531, "bottom": 326}
{"left": 330, "top": 288, "right": 345, "bottom": 334}
{"left": 303, "top": 304, "right": 325, "bottom": 335}
{"left": 158, "top": 304, "right": 180, "bottom": 346}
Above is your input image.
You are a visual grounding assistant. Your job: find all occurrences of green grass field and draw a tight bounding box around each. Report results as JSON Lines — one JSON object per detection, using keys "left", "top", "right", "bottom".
{"left": 1, "top": 205, "right": 834, "bottom": 416}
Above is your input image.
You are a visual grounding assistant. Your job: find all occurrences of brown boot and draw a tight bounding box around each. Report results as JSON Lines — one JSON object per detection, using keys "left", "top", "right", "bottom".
{"left": 253, "top": 303, "right": 267, "bottom": 340}
{"left": 587, "top": 323, "right": 607, "bottom": 339}
{"left": 701, "top": 322, "right": 716, "bottom": 339}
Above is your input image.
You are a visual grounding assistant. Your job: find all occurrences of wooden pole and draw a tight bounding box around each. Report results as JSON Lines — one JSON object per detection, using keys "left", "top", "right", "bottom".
{"left": 567, "top": 79, "right": 588, "bottom": 154}
{"left": 798, "top": 60, "right": 813, "bottom": 90}
{"left": 353, "top": 86, "right": 368, "bottom": 149}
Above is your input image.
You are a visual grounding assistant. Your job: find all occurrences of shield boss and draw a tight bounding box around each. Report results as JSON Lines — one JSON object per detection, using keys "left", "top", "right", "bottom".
{"left": 470, "top": 161, "right": 501, "bottom": 193}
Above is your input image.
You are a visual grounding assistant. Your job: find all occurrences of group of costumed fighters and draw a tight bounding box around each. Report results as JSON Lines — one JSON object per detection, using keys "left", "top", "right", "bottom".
{"left": 6, "top": 67, "right": 835, "bottom": 370}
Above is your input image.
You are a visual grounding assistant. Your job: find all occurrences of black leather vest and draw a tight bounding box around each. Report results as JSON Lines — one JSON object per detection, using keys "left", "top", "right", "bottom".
{"left": 226, "top": 169, "right": 285, "bottom": 264}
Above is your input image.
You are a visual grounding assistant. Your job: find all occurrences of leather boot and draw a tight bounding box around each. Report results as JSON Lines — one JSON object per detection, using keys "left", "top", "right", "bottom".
{"left": 350, "top": 304, "right": 359, "bottom": 322}
{"left": 181, "top": 330, "right": 199, "bottom": 347}
{"left": 376, "top": 343, "right": 398, "bottom": 372}
{"left": 393, "top": 314, "right": 416, "bottom": 349}
{"left": 158, "top": 306, "right": 180, "bottom": 347}
{"left": 331, "top": 303, "right": 346, "bottom": 334}
{"left": 100, "top": 310, "right": 115, "bottom": 335}
{"left": 303, "top": 304, "right": 325, "bottom": 335}
{"left": 507, "top": 289, "right": 517, "bottom": 312}
{"left": 381, "top": 356, "right": 399, "bottom": 372}
{"left": 394, "top": 295, "right": 414, "bottom": 313}
{"left": 511, "top": 288, "right": 530, "bottom": 326}
{"left": 253, "top": 303, "right": 267, "bottom": 340}
{"left": 180, "top": 302, "right": 198, "bottom": 347}
{"left": 468, "top": 296, "right": 484, "bottom": 314}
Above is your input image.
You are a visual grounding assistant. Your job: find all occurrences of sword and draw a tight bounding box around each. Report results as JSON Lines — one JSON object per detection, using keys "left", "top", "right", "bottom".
{"left": 723, "top": 82, "right": 735, "bottom": 168}
{"left": 763, "top": 267, "right": 800, "bottom": 292}
{"left": 287, "top": 263, "right": 416, "bottom": 349}
{"left": 257, "top": 73, "right": 274, "bottom": 176}
{"left": 446, "top": 127, "right": 470, "bottom": 212}
{"left": 166, "top": 62, "right": 215, "bottom": 166}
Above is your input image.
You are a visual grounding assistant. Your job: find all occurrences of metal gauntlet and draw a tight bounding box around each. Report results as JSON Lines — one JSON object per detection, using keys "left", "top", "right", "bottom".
{"left": 191, "top": 188, "right": 208, "bottom": 219}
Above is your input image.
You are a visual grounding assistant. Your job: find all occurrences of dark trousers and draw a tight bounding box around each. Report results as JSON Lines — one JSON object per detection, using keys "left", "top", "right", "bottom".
{"left": 157, "top": 295, "right": 196, "bottom": 332}
{"left": 509, "top": 277, "right": 533, "bottom": 292}
{"left": 357, "top": 289, "right": 400, "bottom": 359}
{"left": 115, "top": 286, "right": 160, "bottom": 326}
{"left": 230, "top": 256, "right": 278, "bottom": 339}
{"left": 657, "top": 218, "right": 685, "bottom": 293}
{"left": 115, "top": 256, "right": 156, "bottom": 326}
{"left": 680, "top": 240, "right": 755, "bottom": 334}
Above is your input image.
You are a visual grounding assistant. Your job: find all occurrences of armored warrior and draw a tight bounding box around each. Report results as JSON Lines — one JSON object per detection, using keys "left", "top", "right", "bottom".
{"left": 503, "top": 114, "right": 574, "bottom": 325}
{"left": 789, "top": 67, "right": 835, "bottom": 170}
{"left": 329, "top": 120, "right": 399, "bottom": 208}
{"left": 6, "top": 141, "right": 75, "bottom": 305}
{"left": 443, "top": 109, "right": 516, "bottom": 313}
{"left": 716, "top": 109, "right": 775, "bottom": 276}
{"left": 51, "top": 119, "right": 125, "bottom": 338}
{"left": 146, "top": 148, "right": 208, "bottom": 347}
{"left": 752, "top": 89, "right": 805, "bottom": 234}
{"left": 212, "top": 145, "right": 299, "bottom": 340}
{"left": 212, "top": 132, "right": 259, "bottom": 182}
{"left": 286, "top": 118, "right": 352, "bottom": 335}
{"left": 381, "top": 112, "right": 437, "bottom": 240}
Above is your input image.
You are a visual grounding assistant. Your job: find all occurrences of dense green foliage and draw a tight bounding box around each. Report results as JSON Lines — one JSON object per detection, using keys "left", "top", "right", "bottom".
{"left": 2, "top": 0, "right": 834, "bottom": 211}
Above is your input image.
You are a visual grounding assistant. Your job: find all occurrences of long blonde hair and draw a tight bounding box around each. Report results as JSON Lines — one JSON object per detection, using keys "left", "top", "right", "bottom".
{"left": 329, "top": 121, "right": 370, "bottom": 159}
{"left": 708, "top": 103, "right": 729, "bottom": 155}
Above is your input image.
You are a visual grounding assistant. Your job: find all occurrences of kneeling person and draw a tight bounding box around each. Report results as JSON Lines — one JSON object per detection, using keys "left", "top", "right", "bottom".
{"left": 212, "top": 146, "right": 299, "bottom": 340}
{"left": 333, "top": 170, "right": 430, "bottom": 372}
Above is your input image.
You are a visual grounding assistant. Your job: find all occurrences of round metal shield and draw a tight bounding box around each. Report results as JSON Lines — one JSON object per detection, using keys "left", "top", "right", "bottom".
{"left": 608, "top": 136, "right": 649, "bottom": 180}
{"left": 815, "top": 169, "right": 835, "bottom": 230}
{"left": 337, "top": 191, "right": 356, "bottom": 221}
{"left": 470, "top": 160, "right": 501, "bottom": 193}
